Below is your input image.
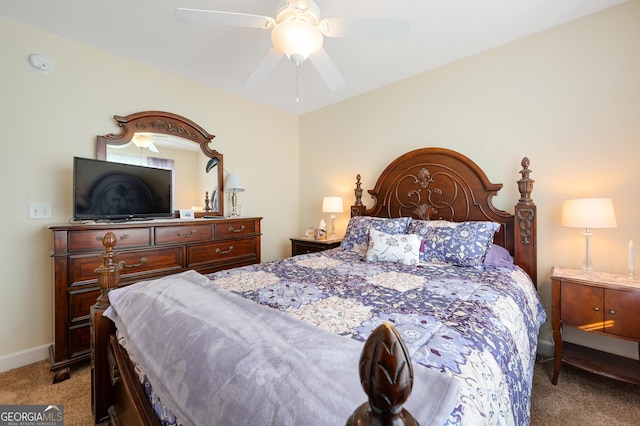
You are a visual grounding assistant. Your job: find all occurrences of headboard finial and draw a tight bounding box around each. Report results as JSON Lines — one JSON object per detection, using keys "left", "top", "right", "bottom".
{"left": 518, "top": 157, "right": 534, "bottom": 205}
{"left": 354, "top": 174, "right": 363, "bottom": 207}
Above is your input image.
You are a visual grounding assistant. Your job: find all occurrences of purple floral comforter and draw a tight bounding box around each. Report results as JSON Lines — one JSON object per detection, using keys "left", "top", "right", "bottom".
{"left": 129, "top": 247, "right": 545, "bottom": 425}
{"left": 209, "top": 248, "right": 545, "bottom": 425}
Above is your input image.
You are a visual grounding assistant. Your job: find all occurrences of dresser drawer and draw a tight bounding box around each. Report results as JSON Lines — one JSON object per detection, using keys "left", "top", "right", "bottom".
{"left": 69, "top": 247, "right": 184, "bottom": 284}
{"left": 69, "top": 323, "right": 91, "bottom": 358}
{"left": 155, "top": 224, "right": 213, "bottom": 244}
{"left": 188, "top": 238, "right": 257, "bottom": 265}
{"left": 68, "top": 287, "right": 100, "bottom": 324}
{"left": 214, "top": 219, "right": 257, "bottom": 238}
{"left": 68, "top": 228, "right": 151, "bottom": 252}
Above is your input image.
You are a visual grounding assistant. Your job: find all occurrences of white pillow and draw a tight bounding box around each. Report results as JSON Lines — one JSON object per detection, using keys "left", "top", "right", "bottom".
{"left": 365, "top": 228, "right": 421, "bottom": 265}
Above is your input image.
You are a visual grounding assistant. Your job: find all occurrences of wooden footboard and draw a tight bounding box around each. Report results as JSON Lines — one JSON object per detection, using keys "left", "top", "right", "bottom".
{"left": 90, "top": 233, "right": 171, "bottom": 425}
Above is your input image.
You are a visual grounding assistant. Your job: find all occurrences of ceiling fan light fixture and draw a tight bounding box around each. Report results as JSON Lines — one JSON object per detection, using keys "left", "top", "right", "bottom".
{"left": 271, "top": 19, "right": 323, "bottom": 65}
{"left": 131, "top": 132, "right": 155, "bottom": 149}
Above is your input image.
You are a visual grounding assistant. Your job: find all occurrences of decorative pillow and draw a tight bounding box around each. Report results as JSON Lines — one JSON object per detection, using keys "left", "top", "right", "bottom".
{"left": 408, "top": 220, "right": 501, "bottom": 268}
{"left": 365, "top": 228, "right": 421, "bottom": 265}
{"left": 406, "top": 220, "right": 451, "bottom": 236}
{"left": 342, "top": 216, "right": 411, "bottom": 257}
{"left": 483, "top": 244, "right": 516, "bottom": 270}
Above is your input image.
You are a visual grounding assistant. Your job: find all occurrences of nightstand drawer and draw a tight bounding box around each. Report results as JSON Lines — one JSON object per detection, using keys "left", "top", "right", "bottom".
{"left": 290, "top": 237, "right": 342, "bottom": 256}
{"left": 560, "top": 282, "right": 603, "bottom": 330}
{"left": 604, "top": 289, "right": 640, "bottom": 338}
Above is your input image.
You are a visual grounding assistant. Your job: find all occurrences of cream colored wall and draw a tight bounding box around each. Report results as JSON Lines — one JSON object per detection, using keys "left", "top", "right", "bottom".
{"left": 2, "top": 1, "right": 639, "bottom": 370}
{"left": 0, "top": 18, "right": 299, "bottom": 369}
{"left": 299, "top": 2, "right": 640, "bottom": 358}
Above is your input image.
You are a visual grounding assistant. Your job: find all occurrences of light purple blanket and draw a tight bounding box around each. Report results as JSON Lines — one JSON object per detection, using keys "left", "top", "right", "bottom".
{"left": 105, "top": 270, "right": 460, "bottom": 426}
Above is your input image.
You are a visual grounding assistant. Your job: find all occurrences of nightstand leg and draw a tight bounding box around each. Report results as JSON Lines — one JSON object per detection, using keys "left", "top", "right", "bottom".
{"left": 552, "top": 326, "right": 562, "bottom": 385}
{"left": 551, "top": 279, "right": 562, "bottom": 385}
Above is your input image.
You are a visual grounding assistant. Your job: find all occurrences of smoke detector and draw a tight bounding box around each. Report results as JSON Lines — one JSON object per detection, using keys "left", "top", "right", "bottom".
{"left": 28, "top": 54, "right": 54, "bottom": 73}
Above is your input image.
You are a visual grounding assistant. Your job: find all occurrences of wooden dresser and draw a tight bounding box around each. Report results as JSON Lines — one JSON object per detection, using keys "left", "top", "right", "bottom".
{"left": 48, "top": 217, "right": 261, "bottom": 382}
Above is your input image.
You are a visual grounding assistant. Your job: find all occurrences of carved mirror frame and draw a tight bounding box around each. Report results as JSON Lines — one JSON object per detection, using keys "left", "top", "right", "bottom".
{"left": 96, "top": 111, "right": 224, "bottom": 216}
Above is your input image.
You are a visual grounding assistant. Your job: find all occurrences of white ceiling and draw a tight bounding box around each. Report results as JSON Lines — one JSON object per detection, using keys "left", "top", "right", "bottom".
{"left": 1, "top": 0, "right": 626, "bottom": 115}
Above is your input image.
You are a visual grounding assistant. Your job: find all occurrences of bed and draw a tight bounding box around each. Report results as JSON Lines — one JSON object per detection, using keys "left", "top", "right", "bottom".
{"left": 90, "top": 147, "right": 545, "bottom": 425}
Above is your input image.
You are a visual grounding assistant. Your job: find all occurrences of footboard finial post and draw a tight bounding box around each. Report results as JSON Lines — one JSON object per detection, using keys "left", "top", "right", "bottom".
{"left": 517, "top": 157, "right": 534, "bottom": 205}
{"left": 347, "top": 323, "right": 418, "bottom": 426}
{"left": 91, "top": 231, "right": 123, "bottom": 423}
{"left": 95, "top": 231, "right": 122, "bottom": 308}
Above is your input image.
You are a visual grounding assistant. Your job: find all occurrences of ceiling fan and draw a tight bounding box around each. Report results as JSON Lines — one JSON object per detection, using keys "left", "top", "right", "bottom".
{"left": 174, "top": 0, "right": 410, "bottom": 92}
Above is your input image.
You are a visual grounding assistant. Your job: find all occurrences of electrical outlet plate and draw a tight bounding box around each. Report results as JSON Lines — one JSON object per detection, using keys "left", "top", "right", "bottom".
{"left": 29, "top": 202, "right": 52, "bottom": 219}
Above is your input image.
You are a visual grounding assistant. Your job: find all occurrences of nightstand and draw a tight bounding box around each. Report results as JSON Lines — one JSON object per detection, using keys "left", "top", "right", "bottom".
{"left": 551, "top": 267, "right": 640, "bottom": 385}
{"left": 290, "top": 237, "right": 343, "bottom": 256}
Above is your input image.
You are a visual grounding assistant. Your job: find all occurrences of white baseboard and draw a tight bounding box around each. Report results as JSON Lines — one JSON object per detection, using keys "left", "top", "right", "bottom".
{"left": 0, "top": 344, "right": 50, "bottom": 373}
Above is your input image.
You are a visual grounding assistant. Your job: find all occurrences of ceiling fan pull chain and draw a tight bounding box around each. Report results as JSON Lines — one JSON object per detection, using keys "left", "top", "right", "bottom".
{"left": 296, "top": 62, "right": 300, "bottom": 103}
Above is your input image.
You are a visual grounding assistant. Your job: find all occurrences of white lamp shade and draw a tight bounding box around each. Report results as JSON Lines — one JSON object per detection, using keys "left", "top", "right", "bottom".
{"left": 224, "top": 173, "right": 245, "bottom": 193}
{"left": 322, "top": 196, "right": 344, "bottom": 213}
{"left": 561, "top": 198, "right": 617, "bottom": 228}
{"left": 271, "top": 19, "right": 323, "bottom": 64}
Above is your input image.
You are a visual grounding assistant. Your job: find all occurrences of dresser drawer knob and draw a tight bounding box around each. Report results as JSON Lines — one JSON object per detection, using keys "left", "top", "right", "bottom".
{"left": 174, "top": 230, "right": 197, "bottom": 238}
{"left": 593, "top": 307, "right": 600, "bottom": 311}
{"left": 215, "top": 246, "right": 234, "bottom": 255}
{"left": 229, "top": 225, "right": 246, "bottom": 233}
{"left": 609, "top": 309, "right": 616, "bottom": 315}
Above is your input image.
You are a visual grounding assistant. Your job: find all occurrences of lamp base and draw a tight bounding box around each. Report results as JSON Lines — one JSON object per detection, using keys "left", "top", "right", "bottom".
{"left": 229, "top": 205, "right": 241, "bottom": 218}
{"left": 582, "top": 228, "right": 593, "bottom": 271}
{"left": 329, "top": 214, "right": 336, "bottom": 239}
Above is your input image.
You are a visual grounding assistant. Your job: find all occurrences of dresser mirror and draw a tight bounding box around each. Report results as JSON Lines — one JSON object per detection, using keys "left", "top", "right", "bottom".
{"left": 96, "top": 111, "right": 224, "bottom": 216}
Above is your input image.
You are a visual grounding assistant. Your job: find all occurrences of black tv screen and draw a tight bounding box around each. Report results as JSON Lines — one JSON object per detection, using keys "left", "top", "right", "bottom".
{"left": 73, "top": 157, "right": 172, "bottom": 221}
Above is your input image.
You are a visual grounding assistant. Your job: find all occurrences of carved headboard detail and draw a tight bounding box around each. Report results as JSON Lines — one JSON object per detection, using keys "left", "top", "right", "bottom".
{"left": 351, "top": 147, "right": 537, "bottom": 285}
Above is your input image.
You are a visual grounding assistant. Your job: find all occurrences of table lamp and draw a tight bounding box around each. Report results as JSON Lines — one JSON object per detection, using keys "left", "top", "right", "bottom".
{"left": 224, "top": 173, "right": 245, "bottom": 217}
{"left": 322, "top": 196, "right": 344, "bottom": 238}
{"left": 561, "top": 197, "right": 617, "bottom": 271}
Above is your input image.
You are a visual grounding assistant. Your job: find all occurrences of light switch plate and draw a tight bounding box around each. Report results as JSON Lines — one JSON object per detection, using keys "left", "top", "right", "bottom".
{"left": 29, "top": 202, "right": 52, "bottom": 219}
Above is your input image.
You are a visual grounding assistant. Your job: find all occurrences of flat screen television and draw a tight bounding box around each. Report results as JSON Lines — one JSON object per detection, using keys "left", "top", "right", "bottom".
{"left": 73, "top": 156, "right": 173, "bottom": 221}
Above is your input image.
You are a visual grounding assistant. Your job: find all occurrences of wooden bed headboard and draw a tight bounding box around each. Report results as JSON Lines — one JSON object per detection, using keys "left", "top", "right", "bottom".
{"left": 350, "top": 147, "right": 537, "bottom": 285}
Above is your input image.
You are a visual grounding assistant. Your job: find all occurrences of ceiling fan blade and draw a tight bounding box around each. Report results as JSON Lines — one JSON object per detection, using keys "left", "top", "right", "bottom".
{"left": 320, "top": 18, "right": 410, "bottom": 40}
{"left": 148, "top": 143, "right": 159, "bottom": 153}
{"left": 245, "top": 47, "right": 285, "bottom": 88}
{"left": 175, "top": 8, "right": 275, "bottom": 29}
{"left": 308, "top": 48, "right": 345, "bottom": 91}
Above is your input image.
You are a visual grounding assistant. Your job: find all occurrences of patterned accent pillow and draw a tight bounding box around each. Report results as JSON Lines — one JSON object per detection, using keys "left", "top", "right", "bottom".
{"left": 408, "top": 220, "right": 501, "bottom": 268}
{"left": 365, "top": 228, "right": 421, "bottom": 265}
{"left": 342, "top": 216, "right": 411, "bottom": 257}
